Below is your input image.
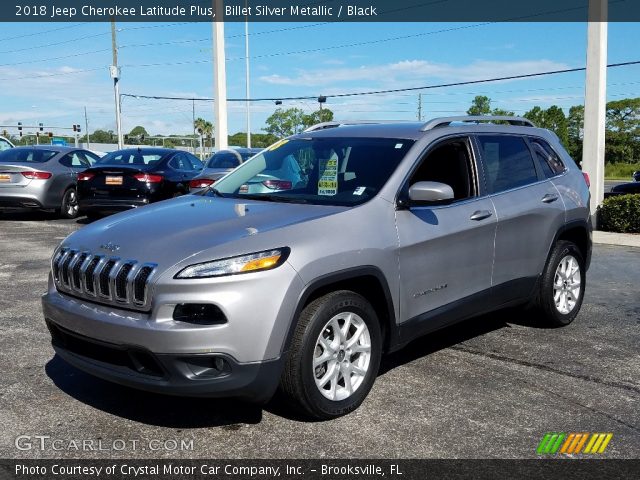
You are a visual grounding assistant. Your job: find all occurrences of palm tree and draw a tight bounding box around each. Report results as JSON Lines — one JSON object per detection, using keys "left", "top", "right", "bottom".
{"left": 194, "top": 118, "right": 214, "bottom": 158}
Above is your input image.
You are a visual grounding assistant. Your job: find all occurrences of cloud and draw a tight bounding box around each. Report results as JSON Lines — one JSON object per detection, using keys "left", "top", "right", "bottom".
{"left": 259, "top": 59, "right": 571, "bottom": 89}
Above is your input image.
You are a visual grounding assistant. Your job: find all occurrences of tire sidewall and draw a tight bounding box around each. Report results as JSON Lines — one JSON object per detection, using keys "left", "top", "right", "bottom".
{"left": 543, "top": 242, "right": 585, "bottom": 326}
{"left": 299, "top": 293, "right": 381, "bottom": 418}
{"left": 60, "top": 188, "right": 79, "bottom": 219}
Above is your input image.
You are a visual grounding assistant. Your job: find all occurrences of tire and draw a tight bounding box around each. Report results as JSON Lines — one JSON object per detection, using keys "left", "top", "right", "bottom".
{"left": 279, "top": 290, "right": 382, "bottom": 420}
{"left": 533, "top": 240, "right": 586, "bottom": 326}
{"left": 59, "top": 188, "right": 79, "bottom": 219}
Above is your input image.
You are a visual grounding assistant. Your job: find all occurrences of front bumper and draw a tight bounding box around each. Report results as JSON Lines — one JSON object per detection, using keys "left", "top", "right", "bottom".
{"left": 47, "top": 320, "right": 282, "bottom": 401}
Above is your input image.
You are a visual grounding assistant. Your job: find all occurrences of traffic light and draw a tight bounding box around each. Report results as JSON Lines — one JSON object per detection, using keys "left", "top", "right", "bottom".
{"left": 39, "top": 123, "right": 43, "bottom": 132}
{"left": 18, "top": 122, "right": 22, "bottom": 137}
{"left": 72, "top": 125, "right": 77, "bottom": 132}
{"left": 77, "top": 125, "right": 81, "bottom": 133}
{"left": 48, "top": 132, "right": 53, "bottom": 138}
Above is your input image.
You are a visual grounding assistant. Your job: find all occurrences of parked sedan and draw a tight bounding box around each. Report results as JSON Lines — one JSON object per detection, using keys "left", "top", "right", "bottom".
{"left": 77, "top": 148, "right": 203, "bottom": 218}
{"left": 0, "top": 146, "right": 99, "bottom": 218}
{"left": 189, "top": 148, "right": 262, "bottom": 192}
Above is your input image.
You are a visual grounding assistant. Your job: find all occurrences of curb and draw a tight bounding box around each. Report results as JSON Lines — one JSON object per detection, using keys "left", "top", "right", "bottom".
{"left": 593, "top": 231, "right": 640, "bottom": 248}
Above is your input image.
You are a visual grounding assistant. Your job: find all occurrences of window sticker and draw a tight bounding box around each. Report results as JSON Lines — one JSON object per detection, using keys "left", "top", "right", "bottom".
{"left": 318, "top": 153, "right": 339, "bottom": 196}
{"left": 353, "top": 186, "right": 366, "bottom": 196}
{"left": 395, "top": 143, "right": 404, "bottom": 149}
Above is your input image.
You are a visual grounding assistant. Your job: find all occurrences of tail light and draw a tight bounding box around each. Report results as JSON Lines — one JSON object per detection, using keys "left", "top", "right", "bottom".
{"left": 133, "top": 173, "right": 163, "bottom": 183}
{"left": 21, "top": 171, "right": 52, "bottom": 180}
{"left": 582, "top": 172, "right": 590, "bottom": 188}
{"left": 189, "top": 178, "right": 215, "bottom": 189}
{"left": 77, "top": 172, "right": 95, "bottom": 181}
{"left": 262, "top": 180, "right": 292, "bottom": 190}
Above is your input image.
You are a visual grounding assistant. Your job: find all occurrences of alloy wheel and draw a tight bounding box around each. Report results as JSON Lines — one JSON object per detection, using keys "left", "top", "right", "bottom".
{"left": 313, "top": 312, "right": 371, "bottom": 401}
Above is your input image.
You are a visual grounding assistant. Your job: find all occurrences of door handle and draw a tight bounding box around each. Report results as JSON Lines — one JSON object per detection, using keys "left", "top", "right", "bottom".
{"left": 542, "top": 193, "right": 559, "bottom": 203}
{"left": 470, "top": 210, "right": 493, "bottom": 221}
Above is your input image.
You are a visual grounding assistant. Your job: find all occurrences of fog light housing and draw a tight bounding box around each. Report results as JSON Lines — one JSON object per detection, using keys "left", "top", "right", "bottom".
{"left": 173, "top": 303, "right": 227, "bottom": 325}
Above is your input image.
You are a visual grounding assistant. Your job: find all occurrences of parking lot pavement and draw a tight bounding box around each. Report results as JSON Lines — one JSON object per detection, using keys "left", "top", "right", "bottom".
{"left": 0, "top": 211, "right": 638, "bottom": 459}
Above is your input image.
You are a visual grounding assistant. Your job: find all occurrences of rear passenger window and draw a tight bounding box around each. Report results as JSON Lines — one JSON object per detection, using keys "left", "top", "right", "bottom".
{"left": 478, "top": 136, "right": 539, "bottom": 194}
{"left": 529, "top": 139, "right": 566, "bottom": 177}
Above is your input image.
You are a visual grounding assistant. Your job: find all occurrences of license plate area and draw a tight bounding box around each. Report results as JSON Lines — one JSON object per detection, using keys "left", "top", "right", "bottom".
{"left": 105, "top": 176, "right": 123, "bottom": 186}
{"left": 0, "top": 174, "right": 10, "bottom": 183}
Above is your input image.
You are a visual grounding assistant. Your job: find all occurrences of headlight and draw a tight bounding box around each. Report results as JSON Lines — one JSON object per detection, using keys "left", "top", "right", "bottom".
{"left": 175, "top": 248, "right": 290, "bottom": 279}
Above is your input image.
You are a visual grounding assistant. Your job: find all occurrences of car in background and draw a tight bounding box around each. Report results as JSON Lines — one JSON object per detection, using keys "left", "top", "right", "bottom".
{"left": 0, "top": 146, "right": 99, "bottom": 218}
{"left": 607, "top": 181, "right": 640, "bottom": 197}
{"left": 189, "top": 148, "right": 262, "bottom": 192}
{"left": 0, "top": 137, "right": 15, "bottom": 151}
{"left": 633, "top": 170, "right": 640, "bottom": 182}
{"left": 77, "top": 148, "right": 203, "bottom": 218}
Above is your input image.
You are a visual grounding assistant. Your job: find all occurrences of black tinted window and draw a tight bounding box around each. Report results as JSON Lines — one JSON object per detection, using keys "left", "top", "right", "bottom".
{"left": 530, "top": 139, "right": 565, "bottom": 177}
{"left": 0, "top": 148, "right": 57, "bottom": 163}
{"left": 479, "top": 136, "right": 539, "bottom": 193}
{"left": 208, "top": 151, "right": 243, "bottom": 169}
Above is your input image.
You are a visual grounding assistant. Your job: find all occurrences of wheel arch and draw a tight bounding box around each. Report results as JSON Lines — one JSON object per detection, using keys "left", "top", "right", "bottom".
{"left": 553, "top": 220, "right": 592, "bottom": 270}
{"left": 283, "top": 267, "right": 398, "bottom": 355}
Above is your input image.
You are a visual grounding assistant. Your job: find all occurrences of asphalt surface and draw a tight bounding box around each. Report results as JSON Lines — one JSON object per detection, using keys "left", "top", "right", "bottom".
{"left": 0, "top": 210, "right": 638, "bottom": 460}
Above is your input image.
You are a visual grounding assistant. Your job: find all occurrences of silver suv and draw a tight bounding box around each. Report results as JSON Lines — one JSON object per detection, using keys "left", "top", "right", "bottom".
{"left": 42, "top": 116, "right": 591, "bottom": 419}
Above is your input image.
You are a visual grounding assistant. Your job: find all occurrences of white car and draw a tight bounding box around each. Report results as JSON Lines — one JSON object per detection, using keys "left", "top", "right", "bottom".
{"left": 0, "top": 137, "right": 15, "bottom": 151}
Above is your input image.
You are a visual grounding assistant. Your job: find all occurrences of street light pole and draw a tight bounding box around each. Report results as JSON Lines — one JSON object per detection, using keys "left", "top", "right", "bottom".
{"left": 111, "top": 20, "right": 123, "bottom": 149}
{"left": 582, "top": 0, "right": 608, "bottom": 227}
{"left": 212, "top": 0, "right": 228, "bottom": 151}
{"left": 244, "top": 0, "right": 251, "bottom": 148}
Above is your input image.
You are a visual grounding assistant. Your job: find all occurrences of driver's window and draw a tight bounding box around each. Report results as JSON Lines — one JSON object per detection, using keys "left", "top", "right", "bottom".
{"left": 409, "top": 137, "right": 476, "bottom": 201}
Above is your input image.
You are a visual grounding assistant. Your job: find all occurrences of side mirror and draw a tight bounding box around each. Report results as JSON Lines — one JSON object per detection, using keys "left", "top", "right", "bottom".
{"left": 408, "top": 181, "right": 454, "bottom": 203}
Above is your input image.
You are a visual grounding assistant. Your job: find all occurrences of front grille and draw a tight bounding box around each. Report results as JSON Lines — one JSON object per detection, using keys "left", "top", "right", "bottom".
{"left": 52, "top": 248, "right": 157, "bottom": 311}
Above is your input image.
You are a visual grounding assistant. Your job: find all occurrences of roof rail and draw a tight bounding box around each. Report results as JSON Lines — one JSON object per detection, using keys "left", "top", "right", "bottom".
{"left": 303, "top": 120, "right": 407, "bottom": 132}
{"left": 421, "top": 116, "right": 535, "bottom": 131}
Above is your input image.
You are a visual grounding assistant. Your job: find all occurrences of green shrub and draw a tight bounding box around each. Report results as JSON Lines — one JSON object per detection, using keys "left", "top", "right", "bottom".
{"left": 598, "top": 194, "right": 640, "bottom": 233}
{"left": 605, "top": 162, "right": 640, "bottom": 180}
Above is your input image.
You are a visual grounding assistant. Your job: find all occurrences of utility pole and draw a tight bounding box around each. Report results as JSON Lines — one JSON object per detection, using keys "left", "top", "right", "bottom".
{"left": 212, "top": 0, "right": 228, "bottom": 151}
{"left": 244, "top": 0, "right": 251, "bottom": 148}
{"left": 417, "top": 94, "right": 423, "bottom": 121}
{"left": 582, "top": 0, "right": 607, "bottom": 227}
{"left": 84, "top": 106, "right": 90, "bottom": 149}
{"left": 110, "top": 19, "right": 124, "bottom": 149}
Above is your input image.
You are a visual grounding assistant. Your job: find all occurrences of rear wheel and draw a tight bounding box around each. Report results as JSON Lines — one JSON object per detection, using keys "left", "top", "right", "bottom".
{"left": 59, "top": 188, "right": 79, "bottom": 219}
{"left": 279, "top": 291, "right": 381, "bottom": 420}
{"left": 533, "top": 240, "right": 585, "bottom": 326}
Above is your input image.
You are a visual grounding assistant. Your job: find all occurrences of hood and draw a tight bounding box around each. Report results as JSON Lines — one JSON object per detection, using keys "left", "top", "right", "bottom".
{"left": 62, "top": 195, "right": 346, "bottom": 271}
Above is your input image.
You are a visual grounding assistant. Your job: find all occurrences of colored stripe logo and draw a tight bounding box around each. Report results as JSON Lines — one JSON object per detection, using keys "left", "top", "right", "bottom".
{"left": 537, "top": 433, "right": 613, "bottom": 454}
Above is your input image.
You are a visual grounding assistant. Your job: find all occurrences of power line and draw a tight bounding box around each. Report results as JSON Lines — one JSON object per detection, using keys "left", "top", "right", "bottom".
{"left": 121, "top": 60, "right": 640, "bottom": 103}
{"left": 0, "top": 67, "right": 105, "bottom": 82}
{"left": 0, "top": 23, "right": 86, "bottom": 43}
{"left": 0, "top": 49, "right": 110, "bottom": 68}
{"left": 0, "top": 31, "right": 111, "bottom": 55}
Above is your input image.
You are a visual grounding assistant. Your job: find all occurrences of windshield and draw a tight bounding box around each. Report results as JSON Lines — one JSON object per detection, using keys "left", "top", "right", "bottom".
{"left": 0, "top": 148, "right": 57, "bottom": 163}
{"left": 207, "top": 137, "right": 414, "bottom": 206}
{"left": 97, "top": 151, "right": 164, "bottom": 166}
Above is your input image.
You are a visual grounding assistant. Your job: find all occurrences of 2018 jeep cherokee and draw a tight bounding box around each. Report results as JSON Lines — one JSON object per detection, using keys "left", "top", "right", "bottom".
{"left": 42, "top": 116, "right": 591, "bottom": 419}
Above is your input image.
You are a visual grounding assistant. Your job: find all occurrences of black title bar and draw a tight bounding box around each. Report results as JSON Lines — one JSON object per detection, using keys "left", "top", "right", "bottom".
{"left": 3, "top": 0, "right": 640, "bottom": 22}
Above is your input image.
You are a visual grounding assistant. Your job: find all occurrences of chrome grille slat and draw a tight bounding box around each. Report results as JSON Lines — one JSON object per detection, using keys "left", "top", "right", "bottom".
{"left": 51, "top": 249, "right": 156, "bottom": 311}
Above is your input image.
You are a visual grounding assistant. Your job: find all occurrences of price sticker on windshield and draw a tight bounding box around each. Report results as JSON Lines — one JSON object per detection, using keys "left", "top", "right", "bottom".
{"left": 318, "top": 156, "right": 338, "bottom": 196}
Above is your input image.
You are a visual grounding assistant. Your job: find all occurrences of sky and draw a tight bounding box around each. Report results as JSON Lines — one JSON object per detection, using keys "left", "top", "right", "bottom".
{"left": 0, "top": 19, "right": 639, "bottom": 139}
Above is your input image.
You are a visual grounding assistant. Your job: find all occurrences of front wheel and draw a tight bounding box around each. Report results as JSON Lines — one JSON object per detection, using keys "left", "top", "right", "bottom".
{"left": 59, "top": 188, "right": 79, "bottom": 219}
{"left": 533, "top": 240, "right": 586, "bottom": 326}
{"left": 279, "top": 291, "right": 382, "bottom": 420}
